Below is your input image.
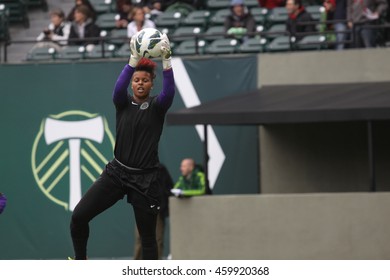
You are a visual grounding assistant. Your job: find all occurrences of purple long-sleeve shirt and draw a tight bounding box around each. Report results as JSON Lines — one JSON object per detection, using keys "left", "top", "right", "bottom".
{"left": 111, "top": 64, "right": 175, "bottom": 168}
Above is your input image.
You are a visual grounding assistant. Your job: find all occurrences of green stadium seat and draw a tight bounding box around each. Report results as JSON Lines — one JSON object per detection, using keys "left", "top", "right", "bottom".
{"left": 306, "top": 5, "right": 325, "bottom": 21}
{"left": 266, "top": 7, "right": 288, "bottom": 27}
{"left": 181, "top": 10, "right": 211, "bottom": 27}
{"left": 171, "top": 26, "right": 204, "bottom": 43}
{"left": 108, "top": 28, "right": 128, "bottom": 46}
{"left": 96, "top": 13, "right": 117, "bottom": 30}
{"left": 89, "top": 0, "right": 115, "bottom": 14}
{"left": 239, "top": 37, "right": 268, "bottom": 53}
{"left": 164, "top": 1, "right": 194, "bottom": 17}
{"left": 244, "top": 0, "right": 259, "bottom": 8}
{"left": 84, "top": 43, "right": 116, "bottom": 59}
{"left": 158, "top": 27, "right": 175, "bottom": 36}
{"left": 296, "top": 34, "right": 327, "bottom": 50}
{"left": 209, "top": 8, "right": 230, "bottom": 26}
{"left": 205, "top": 38, "right": 239, "bottom": 54}
{"left": 25, "top": 46, "right": 56, "bottom": 61}
{"left": 208, "top": 0, "right": 257, "bottom": 9}
{"left": 204, "top": 25, "right": 226, "bottom": 41}
{"left": 154, "top": 11, "right": 183, "bottom": 29}
{"left": 173, "top": 39, "right": 207, "bottom": 56}
{"left": 115, "top": 43, "right": 130, "bottom": 57}
{"left": 56, "top": 45, "right": 86, "bottom": 60}
{"left": 206, "top": 0, "right": 231, "bottom": 11}
{"left": 250, "top": 7, "right": 269, "bottom": 25}
{"left": 265, "top": 35, "right": 292, "bottom": 52}
{"left": 264, "top": 23, "right": 287, "bottom": 39}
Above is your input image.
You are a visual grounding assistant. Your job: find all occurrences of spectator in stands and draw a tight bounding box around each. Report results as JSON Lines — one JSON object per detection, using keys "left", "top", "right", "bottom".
{"left": 67, "top": 0, "right": 97, "bottom": 22}
{"left": 115, "top": 0, "right": 134, "bottom": 29}
{"left": 134, "top": 163, "right": 173, "bottom": 260}
{"left": 68, "top": 5, "right": 100, "bottom": 47}
{"left": 285, "top": 0, "right": 317, "bottom": 41}
{"left": 347, "top": 0, "right": 387, "bottom": 48}
{"left": 36, "top": 8, "right": 71, "bottom": 49}
{"left": 322, "top": 0, "right": 348, "bottom": 50}
{"left": 224, "top": 0, "right": 257, "bottom": 42}
{"left": 171, "top": 158, "right": 206, "bottom": 197}
{"left": 144, "top": 0, "right": 164, "bottom": 21}
{"left": 257, "top": 0, "right": 284, "bottom": 9}
{"left": 127, "top": 6, "right": 156, "bottom": 38}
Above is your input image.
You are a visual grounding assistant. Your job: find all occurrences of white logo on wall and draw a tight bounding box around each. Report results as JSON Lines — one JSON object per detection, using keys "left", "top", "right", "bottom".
{"left": 31, "top": 111, "right": 115, "bottom": 211}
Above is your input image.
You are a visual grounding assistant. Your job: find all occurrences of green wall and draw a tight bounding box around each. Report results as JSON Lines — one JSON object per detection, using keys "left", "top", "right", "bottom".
{"left": 0, "top": 56, "right": 258, "bottom": 259}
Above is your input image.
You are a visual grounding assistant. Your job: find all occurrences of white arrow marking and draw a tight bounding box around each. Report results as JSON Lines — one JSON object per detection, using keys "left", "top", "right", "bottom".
{"left": 171, "top": 58, "right": 226, "bottom": 189}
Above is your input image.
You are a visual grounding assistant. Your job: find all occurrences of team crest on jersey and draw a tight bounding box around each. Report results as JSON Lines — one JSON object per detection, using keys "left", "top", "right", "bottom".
{"left": 140, "top": 102, "right": 149, "bottom": 110}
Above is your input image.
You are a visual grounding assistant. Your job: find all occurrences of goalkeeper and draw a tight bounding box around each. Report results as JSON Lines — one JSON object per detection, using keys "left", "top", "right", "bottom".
{"left": 70, "top": 33, "right": 175, "bottom": 260}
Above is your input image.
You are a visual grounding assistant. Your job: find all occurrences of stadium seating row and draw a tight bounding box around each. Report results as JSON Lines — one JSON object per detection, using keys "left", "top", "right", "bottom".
{"left": 94, "top": 5, "right": 325, "bottom": 32}
{"left": 89, "top": 0, "right": 261, "bottom": 15}
{"left": 99, "top": 21, "right": 321, "bottom": 47}
{"left": 93, "top": 5, "right": 325, "bottom": 55}
{"left": 25, "top": 34, "right": 328, "bottom": 61}
{"left": 1, "top": 0, "right": 328, "bottom": 61}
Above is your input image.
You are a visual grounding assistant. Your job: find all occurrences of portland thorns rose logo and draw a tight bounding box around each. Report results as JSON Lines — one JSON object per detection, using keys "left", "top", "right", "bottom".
{"left": 31, "top": 111, "right": 115, "bottom": 211}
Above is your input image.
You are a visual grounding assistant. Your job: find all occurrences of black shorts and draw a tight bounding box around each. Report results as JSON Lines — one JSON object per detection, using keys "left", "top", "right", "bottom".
{"left": 105, "top": 159, "right": 161, "bottom": 215}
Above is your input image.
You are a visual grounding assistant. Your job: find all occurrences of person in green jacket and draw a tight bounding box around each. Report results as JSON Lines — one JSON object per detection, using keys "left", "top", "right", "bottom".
{"left": 171, "top": 158, "right": 206, "bottom": 197}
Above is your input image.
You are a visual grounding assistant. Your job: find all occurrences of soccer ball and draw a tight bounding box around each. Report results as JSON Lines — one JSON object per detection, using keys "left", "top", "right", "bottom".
{"left": 134, "top": 28, "right": 164, "bottom": 58}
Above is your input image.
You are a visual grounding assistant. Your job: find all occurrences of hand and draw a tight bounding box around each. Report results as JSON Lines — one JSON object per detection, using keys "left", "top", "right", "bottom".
{"left": 160, "top": 33, "right": 172, "bottom": 69}
{"left": 171, "top": 189, "right": 183, "bottom": 197}
{"left": 160, "top": 33, "right": 171, "bottom": 59}
{"left": 128, "top": 34, "right": 141, "bottom": 67}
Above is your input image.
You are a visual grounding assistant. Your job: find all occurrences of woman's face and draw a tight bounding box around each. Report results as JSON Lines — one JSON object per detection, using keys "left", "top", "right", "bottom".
{"left": 133, "top": 8, "right": 145, "bottom": 22}
{"left": 51, "top": 14, "right": 63, "bottom": 27}
{"left": 131, "top": 71, "right": 153, "bottom": 102}
{"left": 74, "top": 10, "right": 86, "bottom": 23}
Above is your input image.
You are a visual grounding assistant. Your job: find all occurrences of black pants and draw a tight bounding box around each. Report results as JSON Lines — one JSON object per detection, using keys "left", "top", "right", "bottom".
{"left": 70, "top": 160, "right": 160, "bottom": 260}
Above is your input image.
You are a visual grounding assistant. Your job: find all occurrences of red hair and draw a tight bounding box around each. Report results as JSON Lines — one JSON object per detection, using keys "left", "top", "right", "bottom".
{"left": 135, "top": 58, "right": 157, "bottom": 79}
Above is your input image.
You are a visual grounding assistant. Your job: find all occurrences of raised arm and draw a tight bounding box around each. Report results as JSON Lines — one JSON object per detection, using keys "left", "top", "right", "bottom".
{"left": 112, "top": 64, "right": 134, "bottom": 106}
{"left": 112, "top": 34, "right": 140, "bottom": 106}
{"left": 157, "top": 68, "right": 175, "bottom": 111}
{"left": 156, "top": 33, "right": 175, "bottom": 111}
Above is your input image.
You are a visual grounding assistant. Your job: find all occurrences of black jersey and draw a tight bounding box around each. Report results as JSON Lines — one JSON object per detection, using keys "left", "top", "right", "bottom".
{"left": 114, "top": 95, "right": 165, "bottom": 169}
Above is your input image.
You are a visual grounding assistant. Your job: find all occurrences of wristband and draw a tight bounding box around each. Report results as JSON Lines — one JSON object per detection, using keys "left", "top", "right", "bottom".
{"left": 128, "top": 55, "right": 139, "bottom": 68}
{"left": 162, "top": 57, "right": 172, "bottom": 70}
